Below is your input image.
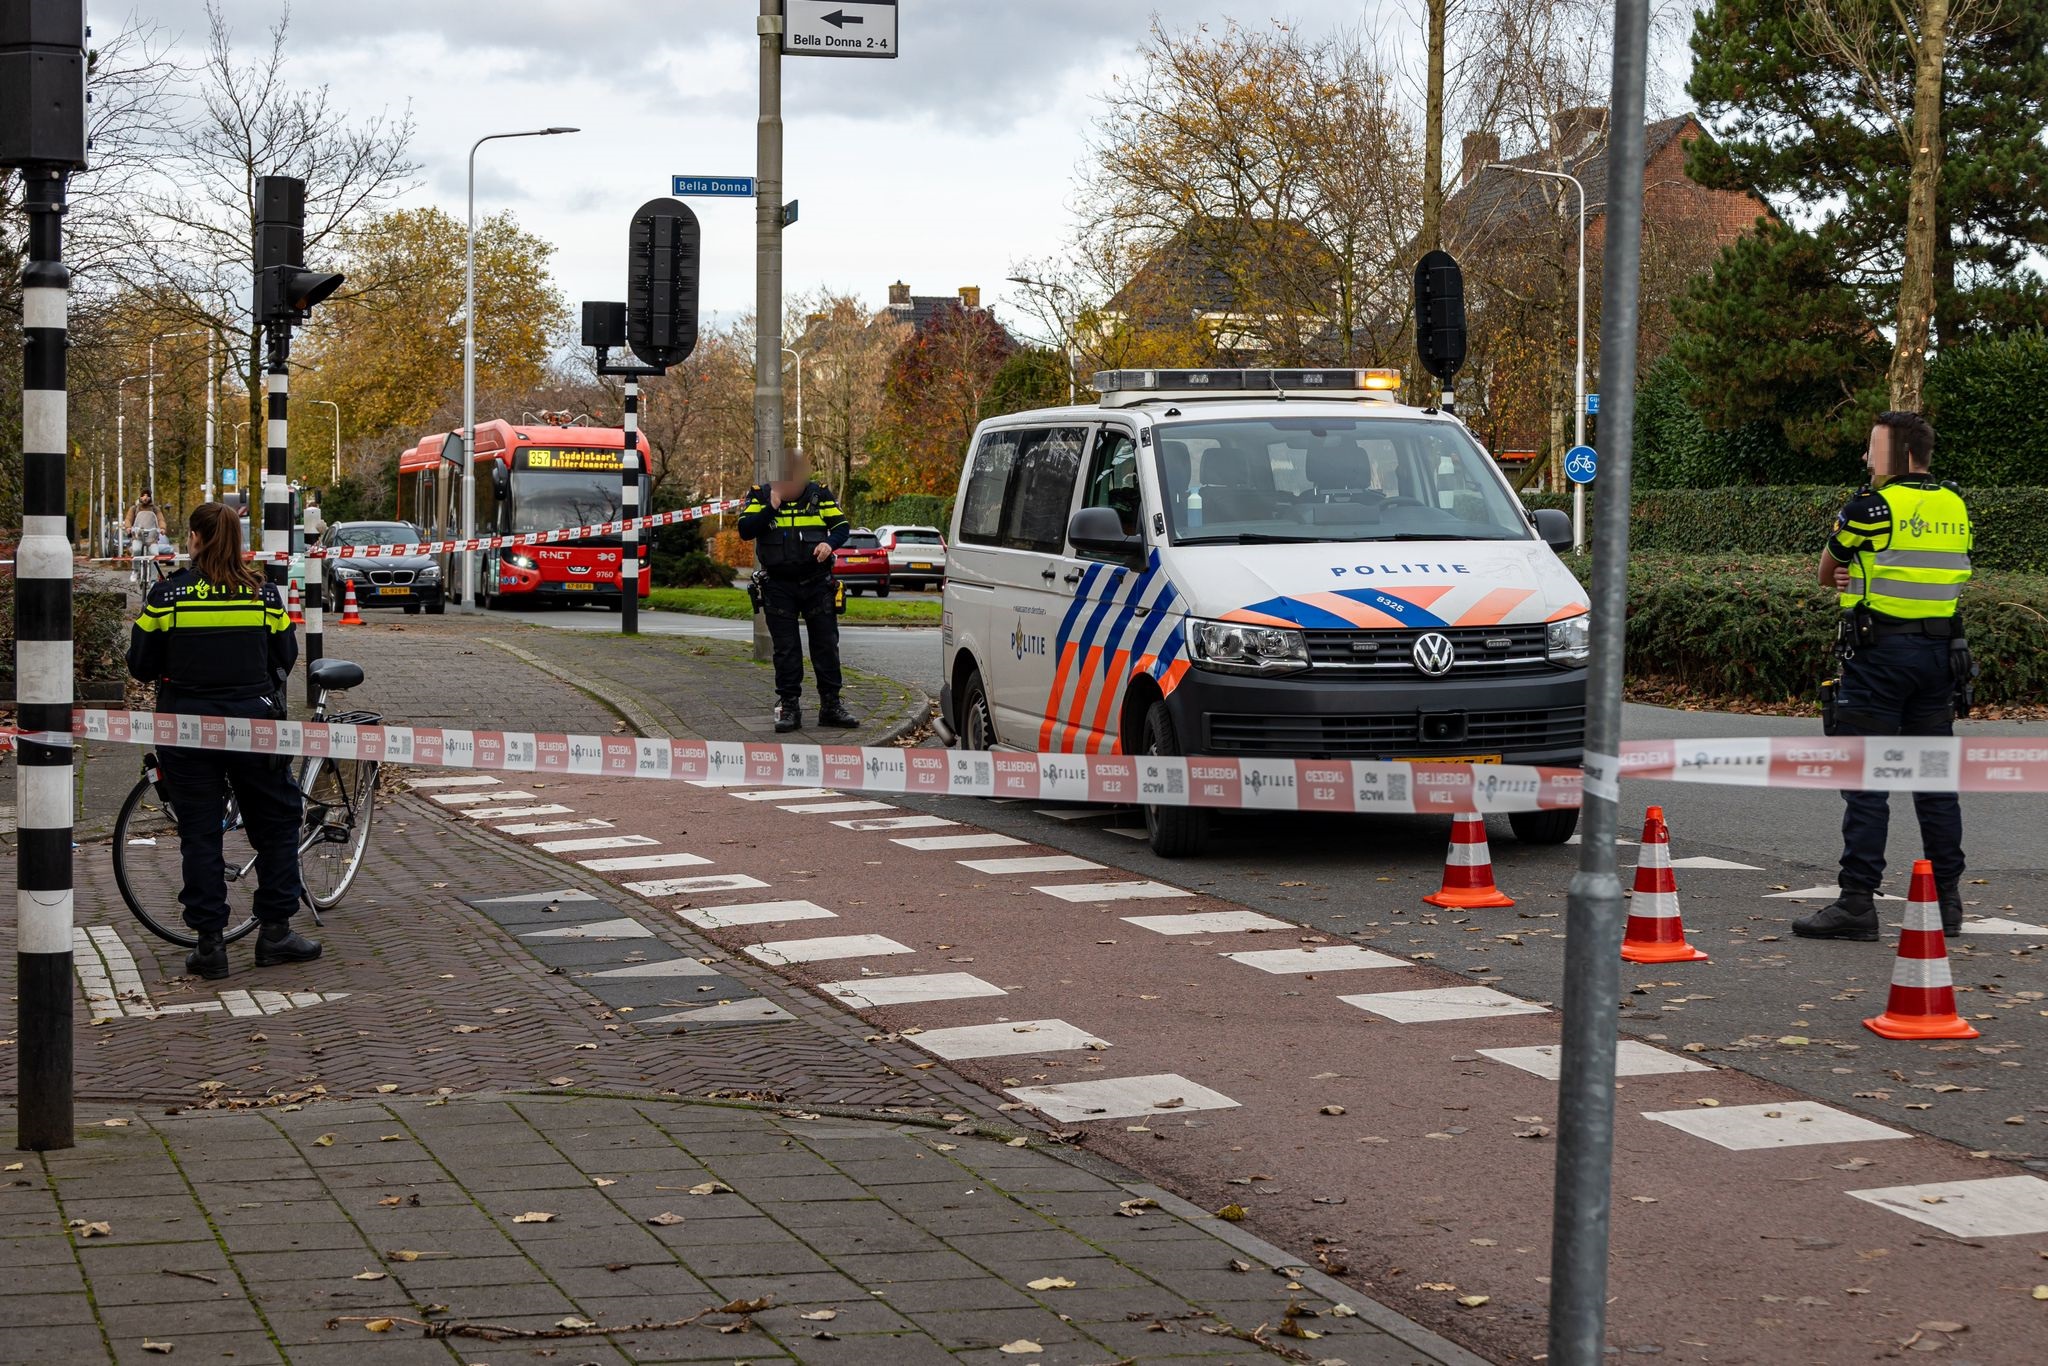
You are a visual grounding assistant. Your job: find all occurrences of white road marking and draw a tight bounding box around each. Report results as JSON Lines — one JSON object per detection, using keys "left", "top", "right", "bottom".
{"left": 219, "top": 990, "right": 265, "bottom": 1018}
{"left": 431, "top": 790, "right": 538, "bottom": 806}
{"left": 1667, "top": 856, "right": 1763, "bottom": 871}
{"left": 1222, "top": 945, "right": 1411, "bottom": 974}
{"left": 958, "top": 855, "right": 1104, "bottom": 875}
{"left": 1339, "top": 985, "right": 1550, "bottom": 1024}
{"left": 1480, "top": 1040, "right": 1712, "bottom": 1081}
{"left": 1006, "top": 1074, "right": 1239, "bottom": 1123}
{"left": 743, "top": 934, "right": 915, "bottom": 965}
{"left": 1847, "top": 1176, "right": 2048, "bottom": 1238}
{"left": 909, "top": 1019, "right": 1110, "bottom": 1060}
{"left": 154, "top": 1001, "right": 225, "bottom": 1016}
{"left": 1105, "top": 827, "right": 1148, "bottom": 840}
{"left": 520, "top": 917, "right": 655, "bottom": 941}
{"left": 891, "top": 833, "right": 1027, "bottom": 852}
{"left": 576, "top": 851, "right": 713, "bottom": 872}
{"left": 71, "top": 927, "right": 123, "bottom": 1017}
{"left": 625, "top": 873, "right": 772, "bottom": 897}
{"left": 462, "top": 803, "right": 575, "bottom": 820}
{"left": 779, "top": 800, "right": 895, "bottom": 814}
{"left": 1038, "top": 881, "right": 1191, "bottom": 904}
{"left": 405, "top": 775, "right": 502, "bottom": 790}
{"left": 818, "top": 972, "right": 1007, "bottom": 1008}
{"left": 833, "top": 815, "right": 959, "bottom": 831}
{"left": 536, "top": 834, "right": 661, "bottom": 854}
{"left": 676, "top": 899, "right": 837, "bottom": 929}
{"left": 1641, "top": 1100, "right": 1908, "bottom": 1151}
{"left": 474, "top": 889, "right": 601, "bottom": 905}
{"left": 731, "top": 788, "right": 837, "bottom": 801}
{"left": 1963, "top": 917, "right": 2048, "bottom": 935}
{"left": 583, "top": 958, "right": 721, "bottom": 979}
{"left": 1123, "top": 910, "right": 1289, "bottom": 935}
{"left": 1567, "top": 834, "right": 1635, "bottom": 846}
{"left": 88, "top": 927, "right": 150, "bottom": 1008}
{"left": 639, "top": 999, "right": 796, "bottom": 1024}
{"left": 1766, "top": 884, "right": 1903, "bottom": 900}
{"left": 495, "top": 818, "right": 614, "bottom": 835}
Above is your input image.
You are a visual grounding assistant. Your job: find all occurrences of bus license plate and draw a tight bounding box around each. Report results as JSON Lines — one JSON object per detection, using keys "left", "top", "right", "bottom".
{"left": 376, "top": 586, "right": 409, "bottom": 597}
{"left": 563, "top": 582, "right": 594, "bottom": 591}
{"left": 1396, "top": 753, "right": 1502, "bottom": 765}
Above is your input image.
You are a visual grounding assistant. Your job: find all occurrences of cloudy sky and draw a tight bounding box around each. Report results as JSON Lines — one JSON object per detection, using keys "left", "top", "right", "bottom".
{"left": 124, "top": 1, "right": 1697, "bottom": 337}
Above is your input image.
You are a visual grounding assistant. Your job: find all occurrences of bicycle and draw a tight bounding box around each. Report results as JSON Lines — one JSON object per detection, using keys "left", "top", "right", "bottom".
{"left": 113, "top": 658, "right": 381, "bottom": 947}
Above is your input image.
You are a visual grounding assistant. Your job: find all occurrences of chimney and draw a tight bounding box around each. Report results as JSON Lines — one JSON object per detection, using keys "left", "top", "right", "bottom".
{"left": 958, "top": 285, "right": 980, "bottom": 309}
{"left": 887, "top": 280, "right": 911, "bottom": 308}
{"left": 1460, "top": 131, "right": 1500, "bottom": 187}
{"left": 1548, "top": 105, "right": 1608, "bottom": 157}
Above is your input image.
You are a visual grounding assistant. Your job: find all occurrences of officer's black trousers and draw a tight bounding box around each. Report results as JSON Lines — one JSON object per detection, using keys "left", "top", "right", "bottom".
{"left": 1832, "top": 635, "right": 1964, "bottom": 895}
{"left": 762, "top": 574, "right": 843, "bottom": 705}
{"left": 158, "top": 746, "right": 307, "bottom": 935}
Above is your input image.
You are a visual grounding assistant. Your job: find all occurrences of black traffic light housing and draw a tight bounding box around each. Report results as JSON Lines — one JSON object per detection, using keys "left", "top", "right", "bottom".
{"left": 582, "top": 300, "right": 628, "bottom": 350}
{"left": 254, "top": 174, "right": 344, "bottom": 326}
{"left": 626, "top": 197, "right": 701, "bottom": 369}
{"left": 1413, "top": 249, "right": 1467, "bottom": 385}
{"left": 0, "top": 0, "right": 89, "bottom": 170}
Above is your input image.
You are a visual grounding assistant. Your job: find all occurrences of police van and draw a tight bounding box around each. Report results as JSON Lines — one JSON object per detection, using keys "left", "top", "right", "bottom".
{"left": 938, "top": 367, "right": 1585, "bottom": 856}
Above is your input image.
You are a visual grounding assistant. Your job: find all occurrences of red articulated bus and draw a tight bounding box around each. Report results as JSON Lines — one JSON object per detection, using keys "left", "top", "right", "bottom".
{"left": 398, "top": 419, "right": 653, "bottom": 609}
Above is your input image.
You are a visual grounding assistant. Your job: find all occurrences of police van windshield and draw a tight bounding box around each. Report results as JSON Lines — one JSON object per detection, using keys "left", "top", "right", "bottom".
{"left": 1154, "top": 416, "right": 1531, "bottom": 544}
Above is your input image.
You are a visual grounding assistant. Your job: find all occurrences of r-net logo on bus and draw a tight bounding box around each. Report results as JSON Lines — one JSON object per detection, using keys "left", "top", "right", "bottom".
{"left": 520, "top": 448, "right": 626, "bottom": 472}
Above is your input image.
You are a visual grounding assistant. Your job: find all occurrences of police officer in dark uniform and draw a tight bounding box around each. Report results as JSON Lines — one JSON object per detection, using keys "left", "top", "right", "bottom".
{"left": 127, "top": 502, "right": 322, "bottom": 979}
{"left": 1795, "top": 412, "right": 1972, "bottom": 942}
{"left": 737, "top": 461, "right": 858, "bottom": 733}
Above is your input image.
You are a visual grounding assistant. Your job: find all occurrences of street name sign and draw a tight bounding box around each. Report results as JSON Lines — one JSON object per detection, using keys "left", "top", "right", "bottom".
{"left": 784, "top": 0, "right": 898, "bottom": 58}
{"left": 1585, "top": 392, "right": 1600, "bottom": 415}
{"left": 672, "top": 175, "right": 754, "bottom": 198}
{"left": 1565, "top": 445, "right": 1598, "bottom": 484}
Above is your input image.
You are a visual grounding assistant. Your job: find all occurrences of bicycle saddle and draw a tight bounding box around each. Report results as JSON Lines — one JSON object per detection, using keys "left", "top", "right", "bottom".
{"left": 309, "top": 659, "right": 364, "bottom": 691}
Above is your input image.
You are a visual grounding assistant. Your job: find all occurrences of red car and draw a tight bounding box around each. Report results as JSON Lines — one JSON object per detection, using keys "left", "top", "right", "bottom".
{"left": 833, "top": 529, "right": 891, "bottom": 596}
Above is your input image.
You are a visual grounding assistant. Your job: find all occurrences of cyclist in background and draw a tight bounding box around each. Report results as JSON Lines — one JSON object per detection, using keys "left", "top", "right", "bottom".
{"left": 126, "top": 501, "right": 321, "bottom": 980}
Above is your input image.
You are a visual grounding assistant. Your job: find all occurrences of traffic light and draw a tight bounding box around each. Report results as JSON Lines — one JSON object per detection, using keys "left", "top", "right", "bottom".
{"left": 0, "top": 0, "right": 90, "bottom": 170}
{"left": 254, "top": 174, "right": 344, "bottom": 326}
{"left": 1413, "top": 249, "right": 1467, "bottom": 384}
{"left": 581, "top": 300, "right": 627, "bottom": 350}
{"left": 626, "top": 197, "right": 701, "bottom": 369}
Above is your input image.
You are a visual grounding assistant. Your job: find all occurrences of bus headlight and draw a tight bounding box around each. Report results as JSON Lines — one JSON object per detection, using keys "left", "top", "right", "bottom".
{"left": 1186, "top": 618, "right": 1310, "bottom": 676}
{"left": 504, "top": 552, "right": 537, "bottom": 571}
{"left": 1546, "top": 613, "right": 1590, "bottom": 666}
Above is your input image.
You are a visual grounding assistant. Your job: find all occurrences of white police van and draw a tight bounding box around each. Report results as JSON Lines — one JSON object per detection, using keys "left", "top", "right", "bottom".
{"left": 938, "top": 367, "right": 1586, "bottom": 856}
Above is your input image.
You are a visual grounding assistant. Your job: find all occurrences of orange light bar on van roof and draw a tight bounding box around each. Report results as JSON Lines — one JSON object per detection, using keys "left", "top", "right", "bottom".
{"left": 1361, "top": 368, "right": 1401, "bottom": 390}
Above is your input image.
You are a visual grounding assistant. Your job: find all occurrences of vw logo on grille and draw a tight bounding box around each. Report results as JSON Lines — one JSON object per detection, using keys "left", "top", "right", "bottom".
{"left": 1412, "top": 631, "right": 1456, "bottom": 677}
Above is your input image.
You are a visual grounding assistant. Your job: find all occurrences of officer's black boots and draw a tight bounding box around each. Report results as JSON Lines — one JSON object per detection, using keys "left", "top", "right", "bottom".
{"left": 1792, "top": 890, "right": 1880, "bottom": 942}
{"left": 774, "top": 700, "right": 802, "bottom": 733}
{"left": 817, "top": 699, "right": 857, "bottom": 728}
{"left": 186, "top": 932, "right": 229, "bottom": 981}
{"left": 254, "top": 921, "right": 322, "bottom": 967}
{"left": 1936, "top": 882, "right": 1965, "bottom": 938}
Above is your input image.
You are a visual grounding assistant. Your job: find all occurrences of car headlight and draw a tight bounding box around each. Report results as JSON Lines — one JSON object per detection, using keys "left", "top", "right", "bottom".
{"left": 415, "top": 563, "right": 441, "bottom": 582}
{"left": 504, "top": 552, "right": 537, "bottom": 570}
{"left": 330, "top": 562, "right": 360, "bottom": 578}
{"left": 1546, "top": 612, "right": 1590, "bottom": 666}
{"left": 1185, "top": 618, "right": 1309, "bottom": 676}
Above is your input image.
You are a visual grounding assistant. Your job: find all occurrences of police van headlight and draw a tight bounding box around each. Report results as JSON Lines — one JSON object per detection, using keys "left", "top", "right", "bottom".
{"left": 1546, "top": 613, "right": 1590, "bottom": 666}
{"left": 1186, "top": 618, "right": 1310, "bottom": 676}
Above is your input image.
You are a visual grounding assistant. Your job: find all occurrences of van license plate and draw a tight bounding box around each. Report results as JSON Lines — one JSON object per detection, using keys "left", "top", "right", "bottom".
{"left": 376, "top": 586, "right": 409, "bottom": 597}
{"left": 911, "top": 561, "right": 933, "bottom": 570}
{"left": 1397, "top": 753, "right": 1502, "bottom": 765}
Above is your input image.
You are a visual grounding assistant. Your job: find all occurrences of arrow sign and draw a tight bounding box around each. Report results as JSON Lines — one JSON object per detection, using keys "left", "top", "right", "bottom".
{"left": 784, "top": 0, "right": 898, "bottom": 57}
{"left": 822, "top": 8, "right": 863, "bottom": 26}
{"left": 1564, "top": 445, "right": 1598, "bottom": 485}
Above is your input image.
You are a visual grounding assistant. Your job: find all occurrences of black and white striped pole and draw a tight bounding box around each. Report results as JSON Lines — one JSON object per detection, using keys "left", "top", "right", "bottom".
{"left": 263, "top": 327, "right": 290, "bottom": 594}
{"left": 4, "top": 0, "right": 89, "bottom": 1153}
{"left": 621, "top": 378, "right": 641, "bottom": 635}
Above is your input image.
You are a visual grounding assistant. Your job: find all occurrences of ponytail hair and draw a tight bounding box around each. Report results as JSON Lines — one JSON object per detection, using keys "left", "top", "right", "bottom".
{"left": 188, "top": 502, "right": 264, "bottom": 591}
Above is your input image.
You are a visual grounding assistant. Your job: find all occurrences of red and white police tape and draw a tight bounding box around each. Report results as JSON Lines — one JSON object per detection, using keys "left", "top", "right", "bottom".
{"left": 5, "top": 713, "right": 2043, "bottom": 810}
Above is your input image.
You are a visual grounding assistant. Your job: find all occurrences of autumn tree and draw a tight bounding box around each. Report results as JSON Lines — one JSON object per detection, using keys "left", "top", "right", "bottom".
{"left": 790, "top": 291, "right": 909, "bottom": 501}
{"left": 868, "top": 303, "right": 1014, "bottom": 499}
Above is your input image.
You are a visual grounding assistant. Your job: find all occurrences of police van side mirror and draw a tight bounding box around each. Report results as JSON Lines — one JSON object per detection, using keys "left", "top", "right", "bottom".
{"left": 1531, "top": 507, "right": 1572, "bottom": 553}
{"left": 1068, "top": 506, "right": 1144, "bottom": 565}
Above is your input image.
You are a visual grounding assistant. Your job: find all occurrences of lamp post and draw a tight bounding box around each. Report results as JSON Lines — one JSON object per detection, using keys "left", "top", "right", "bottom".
{"left": 463, "top": 126, "right": 579, "bottom": 612}
{"left": 781, "top": 346, "right": 806, "bottom": 462}
{"left": 231, "top": 421, "right": 250, "bottom": 502}
{"left": 116, "top": 373, "right": 149, "bottom": 531}
{"left": 307, "top": 399, "right": 341, "bottom": 483}
{"left": 1487, "top": 162, "right": 1587, "bottom": 551}
{"left": 155, "top": 329, "right": 218, "bottom": 505}
{"left": 1007, "top": 274, "right": 1078, "bottom": 404}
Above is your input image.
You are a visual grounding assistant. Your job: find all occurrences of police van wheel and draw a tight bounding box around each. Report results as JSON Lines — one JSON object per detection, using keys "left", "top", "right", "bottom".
{"left": 1142, "top": 702, "right": 1207, "bottom": 859}
{"left": 959, "top": 669, "right": 997, "bottom": 750}
{"left": 1508, "top": 807, "right": 1578, "bottom": 845}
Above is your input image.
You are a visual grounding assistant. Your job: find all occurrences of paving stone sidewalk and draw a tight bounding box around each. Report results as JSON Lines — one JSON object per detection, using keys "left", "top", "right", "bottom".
{"left": 1, "top": 1094, "right": 1480, "bottom": 1366}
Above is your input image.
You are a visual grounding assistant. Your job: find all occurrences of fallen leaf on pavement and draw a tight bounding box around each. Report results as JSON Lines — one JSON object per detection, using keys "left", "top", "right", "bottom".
{"left": 1330, "top": 1303, "right": 1358, "bottom": 1316}
{"left": 1115, "top": 1198, "right": 1158, "bottom": 1217}
{"left": 546, "top": 1076, "right": 573, "bottom": 1087}
{"left": 1629, "top": 1196, "right": 1658, "bottom": 1204}
{"left": 1229, "top": 1259, "right": 1252, "bottom": 1273}
{"left": 512, "top": 1211, "right": 555, "bottom": 1224}
{"left": 573, "top": 1043, "right": 598, "bottom": 1051}
{"left": 1420, "top": 1282, "right": 1458, "bottom": 1292}
{"left": 1027, "top": 1276, "right": 1076, "bottom": 1290}
{"left": 1320, "top": 1105, "right": 1346, "bottom": 1116}
{"left": 1917, "top": 1321, "right": 1965, "bottom": 1333}
{"left": 102, "top": 1119, "right": 130, "bottom": 1128}
{"left": 70, "top": 1221, "right": 111, "bottom": 1238}
{"left": 2032, "top": 1286, "right": 2048, "bottom": 1300}
{"left": 799, "top": 1309, "right": 838, "bottom": 1321}
{"left": 312, "top": 1134, "right": 336, "bottom": 1147}
{"left": 1695, "top": 1099, "right": 1720, "bottom": 1107}
{"left": 647, "top": 1212, "right": 685, "bottom": 1226}
{"left": 141, "top": 1342, "right": 173, "bottom": 1355}
{"left": 1006, "top": 1137, "right": 1029, "bottom": 1147}
{"left": 557, "top": 1316, "right": 596, "bottom": 1330}
{"left": 353, "top": 1271, "right": 387, "bottom": 1281}
{"left": 363, "top": 1319, "right": 393, "bottom": 1333}
{"left": 1458, "top": 1295, "right": 1491, "bottom": 1308}
{"left": 688, "top": 1181, "right": 734, "bottom": 1196}
{"left": 373, "top": 1084, "right": 398, "bottom": 1094}
{"left": 1216, "top": 1203, "right": 1247, "bottom": 1222}
{"left": 998, "top": 1341, "right": 1042, "bottom": 1354}
{"left": 3, "top": 1163, "right": 21, "bottom": 1172}
{"left": 591, "top": 1177, "right": 616, "bottom": 1188}
{"left": 451, "top": 1025, "right": 481, "bottom": 1034}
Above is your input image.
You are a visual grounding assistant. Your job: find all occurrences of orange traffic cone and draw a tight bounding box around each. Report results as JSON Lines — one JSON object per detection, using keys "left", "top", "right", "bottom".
{"left": 1620, "top": 806, "right": 1708, "bottom": 963}
{"left": 337, "top": 577, "right": 365, "bottom": 626}
{"left": 286, "top": 579, "right": 304, "bottom": 626}
{"left": 1865, "top": 860, "right": 1979, "bottom": 1041}
{"left": 1423, "top": 812, "right": 1515, "bottom": 909}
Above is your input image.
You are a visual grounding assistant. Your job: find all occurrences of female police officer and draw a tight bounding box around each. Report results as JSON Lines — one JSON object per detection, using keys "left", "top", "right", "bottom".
{"left": 127, "top": 502, "right": 321, "bottom": 979}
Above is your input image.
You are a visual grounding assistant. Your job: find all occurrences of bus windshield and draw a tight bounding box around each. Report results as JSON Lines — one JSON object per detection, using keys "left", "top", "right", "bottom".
{"left": 509, "top": 469, "right": 648, "bottom": 535}
{"left": 1154, "top": 416, "right": 1533, "bottom": 544}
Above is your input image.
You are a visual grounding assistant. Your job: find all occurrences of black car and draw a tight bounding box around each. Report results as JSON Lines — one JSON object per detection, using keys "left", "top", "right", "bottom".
{"left": 322, "top": 521, "right": 445, "bottom": 614}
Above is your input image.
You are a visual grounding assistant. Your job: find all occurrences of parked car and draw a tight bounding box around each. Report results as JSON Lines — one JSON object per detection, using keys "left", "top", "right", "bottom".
{"left": 323, "top": 520, "right": 445, "bottom": 614}
{"left": 875, "top": 523, "right": 948, "bottom": 590}
{"left": 833, "top": 529, "right": 892, "bottom": 596}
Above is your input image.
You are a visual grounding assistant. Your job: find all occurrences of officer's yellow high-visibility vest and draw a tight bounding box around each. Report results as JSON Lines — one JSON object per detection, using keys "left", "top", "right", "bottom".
{"left": 1833, "top": 479, "right": 1973, "bottom": 621}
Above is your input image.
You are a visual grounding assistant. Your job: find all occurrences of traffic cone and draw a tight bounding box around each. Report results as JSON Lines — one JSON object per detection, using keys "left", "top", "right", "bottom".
{"left": 1865, "top": 860, "right": 1979, "bottom": 1041}
{"left": 1620, "top": 806, "right": 1709, "bottom": 963}
{"left": 338, "top": 578, "right": 365, "bottom": 626}
{"left": 1423, "top": 812, "right": 1515, "bottom": 909}
{"left": 286, "top": 579, "right": 304, "bottom": 626}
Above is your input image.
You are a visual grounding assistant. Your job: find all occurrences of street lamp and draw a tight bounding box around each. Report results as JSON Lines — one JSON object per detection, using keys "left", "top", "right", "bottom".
{"left": 116, "top": 372, "right": 149, "bottom": 528}
{"left": 1487, "top": 162, "right": 1587, "bottom": 551}
{"left": 232, "top": 421, "right": 251, "bottom": 502}
{"left": 781, "top": 347, "right": 806, "bottom": 462}
{"left": 462, "top": 125, "right": 579, "bottom": 612}
{"left": 307, "top": 399, "right": 342, "bottom": 483}
{"left": 1007, "top": 274, "right": 1078, "bottom": 404}
{"left": 155, "top": 328, "right": 218, "bottom": 504}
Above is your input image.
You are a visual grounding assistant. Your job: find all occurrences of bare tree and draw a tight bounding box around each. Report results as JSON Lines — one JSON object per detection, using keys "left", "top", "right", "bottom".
{"left": 791, "top": 290, "right": 909, "bottom": 501}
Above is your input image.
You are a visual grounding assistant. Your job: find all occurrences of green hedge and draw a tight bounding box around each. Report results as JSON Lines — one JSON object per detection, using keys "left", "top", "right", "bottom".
{"left": 848, "top": 492, "right": 954, "bottom": 532}
{"left": 1527, "top": 485, "right": 2048, "bottom": 575}
{"left": 1924, "top": 331, "right": 2048, "bottom": 487}
{"left": 0, "top": 584, "right": 129, "bottom": 686}
{"left": 1562, "top": 553, "right": 2048, "bottom": 707}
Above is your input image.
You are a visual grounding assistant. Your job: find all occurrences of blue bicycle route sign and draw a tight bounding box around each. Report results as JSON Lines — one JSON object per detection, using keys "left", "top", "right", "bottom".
{"left": 671, "top": 176, "right": 754, "bottom": 198}
{"left": 1565, "top": 445, "right": 1598, "bottom": 484}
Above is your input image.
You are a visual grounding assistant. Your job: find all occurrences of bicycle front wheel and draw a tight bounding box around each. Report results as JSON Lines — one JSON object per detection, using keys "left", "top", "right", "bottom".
{"left": 112, "top": 776, "right": 261, "bottom": 948}
{"left": 300, "top": 759, "right": 377, "bottom": 911}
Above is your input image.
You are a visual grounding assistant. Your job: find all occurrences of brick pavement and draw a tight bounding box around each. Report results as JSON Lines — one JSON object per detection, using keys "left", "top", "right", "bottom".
{"left": 1, "top": 1093, "right": 1477, "bottom": 1365}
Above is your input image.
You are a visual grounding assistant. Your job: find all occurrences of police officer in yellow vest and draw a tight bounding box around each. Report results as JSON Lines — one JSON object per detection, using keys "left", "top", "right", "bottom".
{"left": 1796, "top": 412, "right": 1972, "bottom": 942}
{"left": 737, "top": 460, "right": 858, "bottom": 733}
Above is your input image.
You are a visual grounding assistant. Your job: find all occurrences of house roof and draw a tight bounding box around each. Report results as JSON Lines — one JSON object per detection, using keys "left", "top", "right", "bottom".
{"left": 1106, "top": 216, "right": 1335, "bottom": 321}
{"left": 886, "top": 294, "right": 970, "bottom": 333}
{"left": 1450, "top": 113, "right": 1696, "bottom": 241}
